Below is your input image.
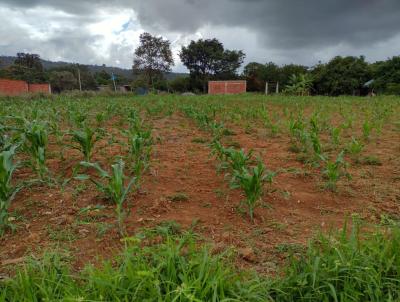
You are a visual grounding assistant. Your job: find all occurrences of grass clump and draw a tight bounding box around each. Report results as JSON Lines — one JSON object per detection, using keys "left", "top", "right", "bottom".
{"left": 191, "top": 137, "right": 208, "bottom": 144}
{"left": 268, "top": 221, "right": 400, "bottom": 301}
{"left": 0, "top": 233, "right": 268, "bottom": 301}
{"left": 2, "top": 222, "right": 400, "bottom": 301}
{"left": 168, "top": 192, "right": 189, "bottom": 202}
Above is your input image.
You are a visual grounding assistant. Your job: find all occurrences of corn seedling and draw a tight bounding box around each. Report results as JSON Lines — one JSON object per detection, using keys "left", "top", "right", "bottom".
{"left": 310, "top": 131, "right": 323, "bottom": 159}
{"left": 210, "top": 139, "right": 229, "bottom": 162}
{"left": 76, "top": 160, "right": 136, "bottom": 235}
{"left": 224, "top": 148, "right": 254, "bottom": 173}
{"left": 309, "top": 113, "right": 321, "bottom": 134}
{"left": 127, "top": 108, "right": 143, "bottom": 132}
{"left": 69, "top": 108, "right": 87, "bottom": 127}
{"left": 69, "top": 126, "right": 102, "bottom": 161}
{"left": 330, "top": 126, "right": 341, "bottom": 147}
{"left": 95, "top": 112, "right": 106, "bottom": 126}
{"left": 231, "top": 161, "right": 275, "bottom": 222}
{"left": 127, "top": 132, "right": 152, "bottom": 177}
{"left": 21, "top": 120, "right": 49, "bottom": 180}
{"left": 288, "top": 115, "right": 305, "bottom": 140}
{"left": 209, "top": 121, "right": 226, "bottom": 139}
{"left": 0, "top": 145, "right": 22, "bottom": 235}
{"left": 362, "top": 120, "right": 373, "bottom": 141}
{"left": 320, "top": 151, "right": 351, "bottom": 191}
{"left": 347, "top": 137, "right": 364, "bottom": 160}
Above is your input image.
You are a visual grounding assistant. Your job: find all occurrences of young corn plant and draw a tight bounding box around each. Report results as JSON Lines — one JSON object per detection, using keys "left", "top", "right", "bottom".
{"left": 0, "top": 145, "right": 22, "bottom": 236}
{"left": 69, "top": 126, "right": 102, "bottom": 161}
{"left": 288, "top": 116, "right": 309, "bottom": 153}
{"left": 224, "top": 148, "right": 254, "bottom": 174}
{"left": 127, "top": 109, "right": 143, "bottom": 132}
{"left": 293, "top": 128, "right": 310, "bottom": 154}
{"left": 95, "top": 112, "right": 106, "bottom": 127}
{"left": 320, "top": 151, "right": 351, "bottom": 191}
{"left": 268, "top": 121, "right": 280, "bottom": 137}
{"left": 362, "top": 120, "right": 373, "bottom": 141}
{"left": 209, "top": 121, "right": 226, "bottom": 140}
{"left": 330, "top": 126, "right": 341, "bottom": 147}
{"left": 127, "top": 131, "right": 152, "bottom": 178}
{"left": 210, "top": 139, "right": 229, "bottom": 162}
{"left": 69, "top": 108, "right": 87, "bottom": 128}
{"left": 21, "top": 120, "right": 49, "bottom": 180}
{"left": 310, "top": 131, "right": 323, "bottom": 159}
{"left": 76, "top": 160, "right": 136, "bottom": 235}
{"left": 347, "top": 137, "right": 364, "bottom": 161}
{"left": 231, "top": 161, "right": 275, "bottom": 222}
{"left": 309, "top": 113, "right": 321, "bottom": 134}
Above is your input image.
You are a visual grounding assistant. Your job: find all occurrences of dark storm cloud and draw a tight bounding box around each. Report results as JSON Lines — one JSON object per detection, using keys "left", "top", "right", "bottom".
{"left": 131, "top": 0, "right": 400, "bottom": 48}
{"left": 4, "top": 0, "right": 400, "bottom": 48}
{"left": 0, "top": 0, "right": 113, "bottom": 14}
{"left": 0, "top": 0, "right": 400, "bottom": 68}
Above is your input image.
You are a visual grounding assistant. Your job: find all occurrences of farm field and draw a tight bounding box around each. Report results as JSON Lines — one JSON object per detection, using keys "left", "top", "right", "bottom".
{"left": 1, "top": 93, "right": 400, "bottom": 300}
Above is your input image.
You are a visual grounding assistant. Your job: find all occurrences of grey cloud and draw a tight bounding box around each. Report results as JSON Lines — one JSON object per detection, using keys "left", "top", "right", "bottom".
{"left": 0, "top": 0, "right": 115, "bottom": 14}
{"left": 131, "top": 0, "right": 400, "bottom": 49}
{"left": 0, "top": 0, "right": 399, "bottom": 69}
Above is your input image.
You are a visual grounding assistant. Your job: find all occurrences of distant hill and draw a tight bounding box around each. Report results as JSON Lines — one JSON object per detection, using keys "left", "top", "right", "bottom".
{"left": 0, "top": 55, "right": 188, "bottom": 81}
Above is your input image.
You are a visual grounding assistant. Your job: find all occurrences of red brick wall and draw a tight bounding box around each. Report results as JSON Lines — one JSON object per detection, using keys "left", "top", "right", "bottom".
{"left": 0, "top": 79, "right": 28, "bottom": 96}
{"left": 29, "top": 83, "right": 51, "bottom": 94}
{"left": 208, "top": 81, "right": 246, "bottom": 95}
{"left": 0, "top": 79, "right": 51, "bottom": 96}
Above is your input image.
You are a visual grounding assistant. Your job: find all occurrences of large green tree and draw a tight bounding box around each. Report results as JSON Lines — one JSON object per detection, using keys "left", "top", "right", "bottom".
{"left": 14, "top": 53, "right": 43, "bottom": 72}
{"left": 312, "top": 56, "right": 371, "bottom": 96}
{"left": 180, "top": 38, "right": 245, "bottom": 93}
{"left": 48, "top": 64, "right": 97, "bottom": 91}
{"left": 243, "top": 62, "right": 306, "bottom": 92}
{"left": 243, "top": 62, "right": 268, "bottom": 91}
{"left": 0, "top": 53, "right": 47, "bottom": 83}
{"left": 49, "top": 71, "right": 78, "bottom": 93}
{"left": 371, "top": 56, "right": 400, "bottom": 95}
{"left": 278, "top": 64, "right": 308, "bottom": 87}
{"left": 94, "top": 70, "right": 112, "bottom": 86}
{"left": 133, "top": 32, "right": 174, "bottom": 89}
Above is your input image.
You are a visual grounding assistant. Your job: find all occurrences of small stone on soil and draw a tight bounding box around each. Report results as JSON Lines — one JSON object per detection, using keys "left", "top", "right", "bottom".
{"left": 238, "top": 247, "right": 257, "bottom": 263}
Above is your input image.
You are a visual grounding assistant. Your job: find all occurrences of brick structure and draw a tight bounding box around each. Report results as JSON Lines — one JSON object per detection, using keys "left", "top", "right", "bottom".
{"left": 0, "top": 79, "right": 28, "bottom": 96}
{"left": 208, "top": 80, "right": 246, "bottom": 95}
{"left": 0, "top": 78, "right": 51, "bottom": 96}
{"left": 28, "top": 83, "right": 51, "bottom": 94}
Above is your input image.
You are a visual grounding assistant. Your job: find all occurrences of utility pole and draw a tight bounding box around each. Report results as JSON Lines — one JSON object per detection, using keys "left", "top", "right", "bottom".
{"left": 265, "top": 82, "right": 269, "bottom": 95}
{"left": 77, "top": 67, "right": 82, "bottom": 91}
{"left": 276, "top": 82, "right": 279, "bottom": 94}
{"left": 111, "top": 72, "right": 117, "bottom": 92}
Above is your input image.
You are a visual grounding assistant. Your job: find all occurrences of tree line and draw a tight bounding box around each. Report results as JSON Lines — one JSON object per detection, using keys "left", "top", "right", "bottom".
{"left": 0, "top": 53, "right": 130, "bottom": 93}
{"left": 1, "top": 33, "right": 399, "bottom": 95}
{"left": 132, "top": 33, "right": 399, "bottom": 95}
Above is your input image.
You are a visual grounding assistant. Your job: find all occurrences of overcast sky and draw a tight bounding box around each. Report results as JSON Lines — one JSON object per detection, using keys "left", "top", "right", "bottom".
{"left": 1, "top": 0, "right": 400, "bottom": 72}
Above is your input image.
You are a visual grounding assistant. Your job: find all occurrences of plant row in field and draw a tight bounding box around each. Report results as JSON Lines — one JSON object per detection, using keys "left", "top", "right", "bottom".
{"left": 177, "top": 96, "right": 397, "bottom": 192}
{"left": 0, "top": 105, "right": 153, "bottom": 236}
{"left": 181, "top": 105, "right": 275, "bottom": 222}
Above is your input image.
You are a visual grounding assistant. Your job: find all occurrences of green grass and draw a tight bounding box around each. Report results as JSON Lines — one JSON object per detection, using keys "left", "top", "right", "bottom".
{"left": 0, "top": 232, "right": 268, "bottom": 301}
{"left": 191, "top": 137, "right": 208, "bottom": 144}
{"left": 2, "top": 221, "right": 400, "bottom": 301}
{"left": 168, "top": 192, "right": 189, "bottom": 202}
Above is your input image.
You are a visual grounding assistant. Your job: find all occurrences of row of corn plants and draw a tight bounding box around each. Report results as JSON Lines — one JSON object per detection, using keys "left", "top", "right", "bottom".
{"left": 75, "top": 108, "right": 153, "bottom": 235}
{"left": 181, "top": 104, "right": 275, "bottom": 222}
{"left": 0, "top": 101, "right": 154, "bottom": 237}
